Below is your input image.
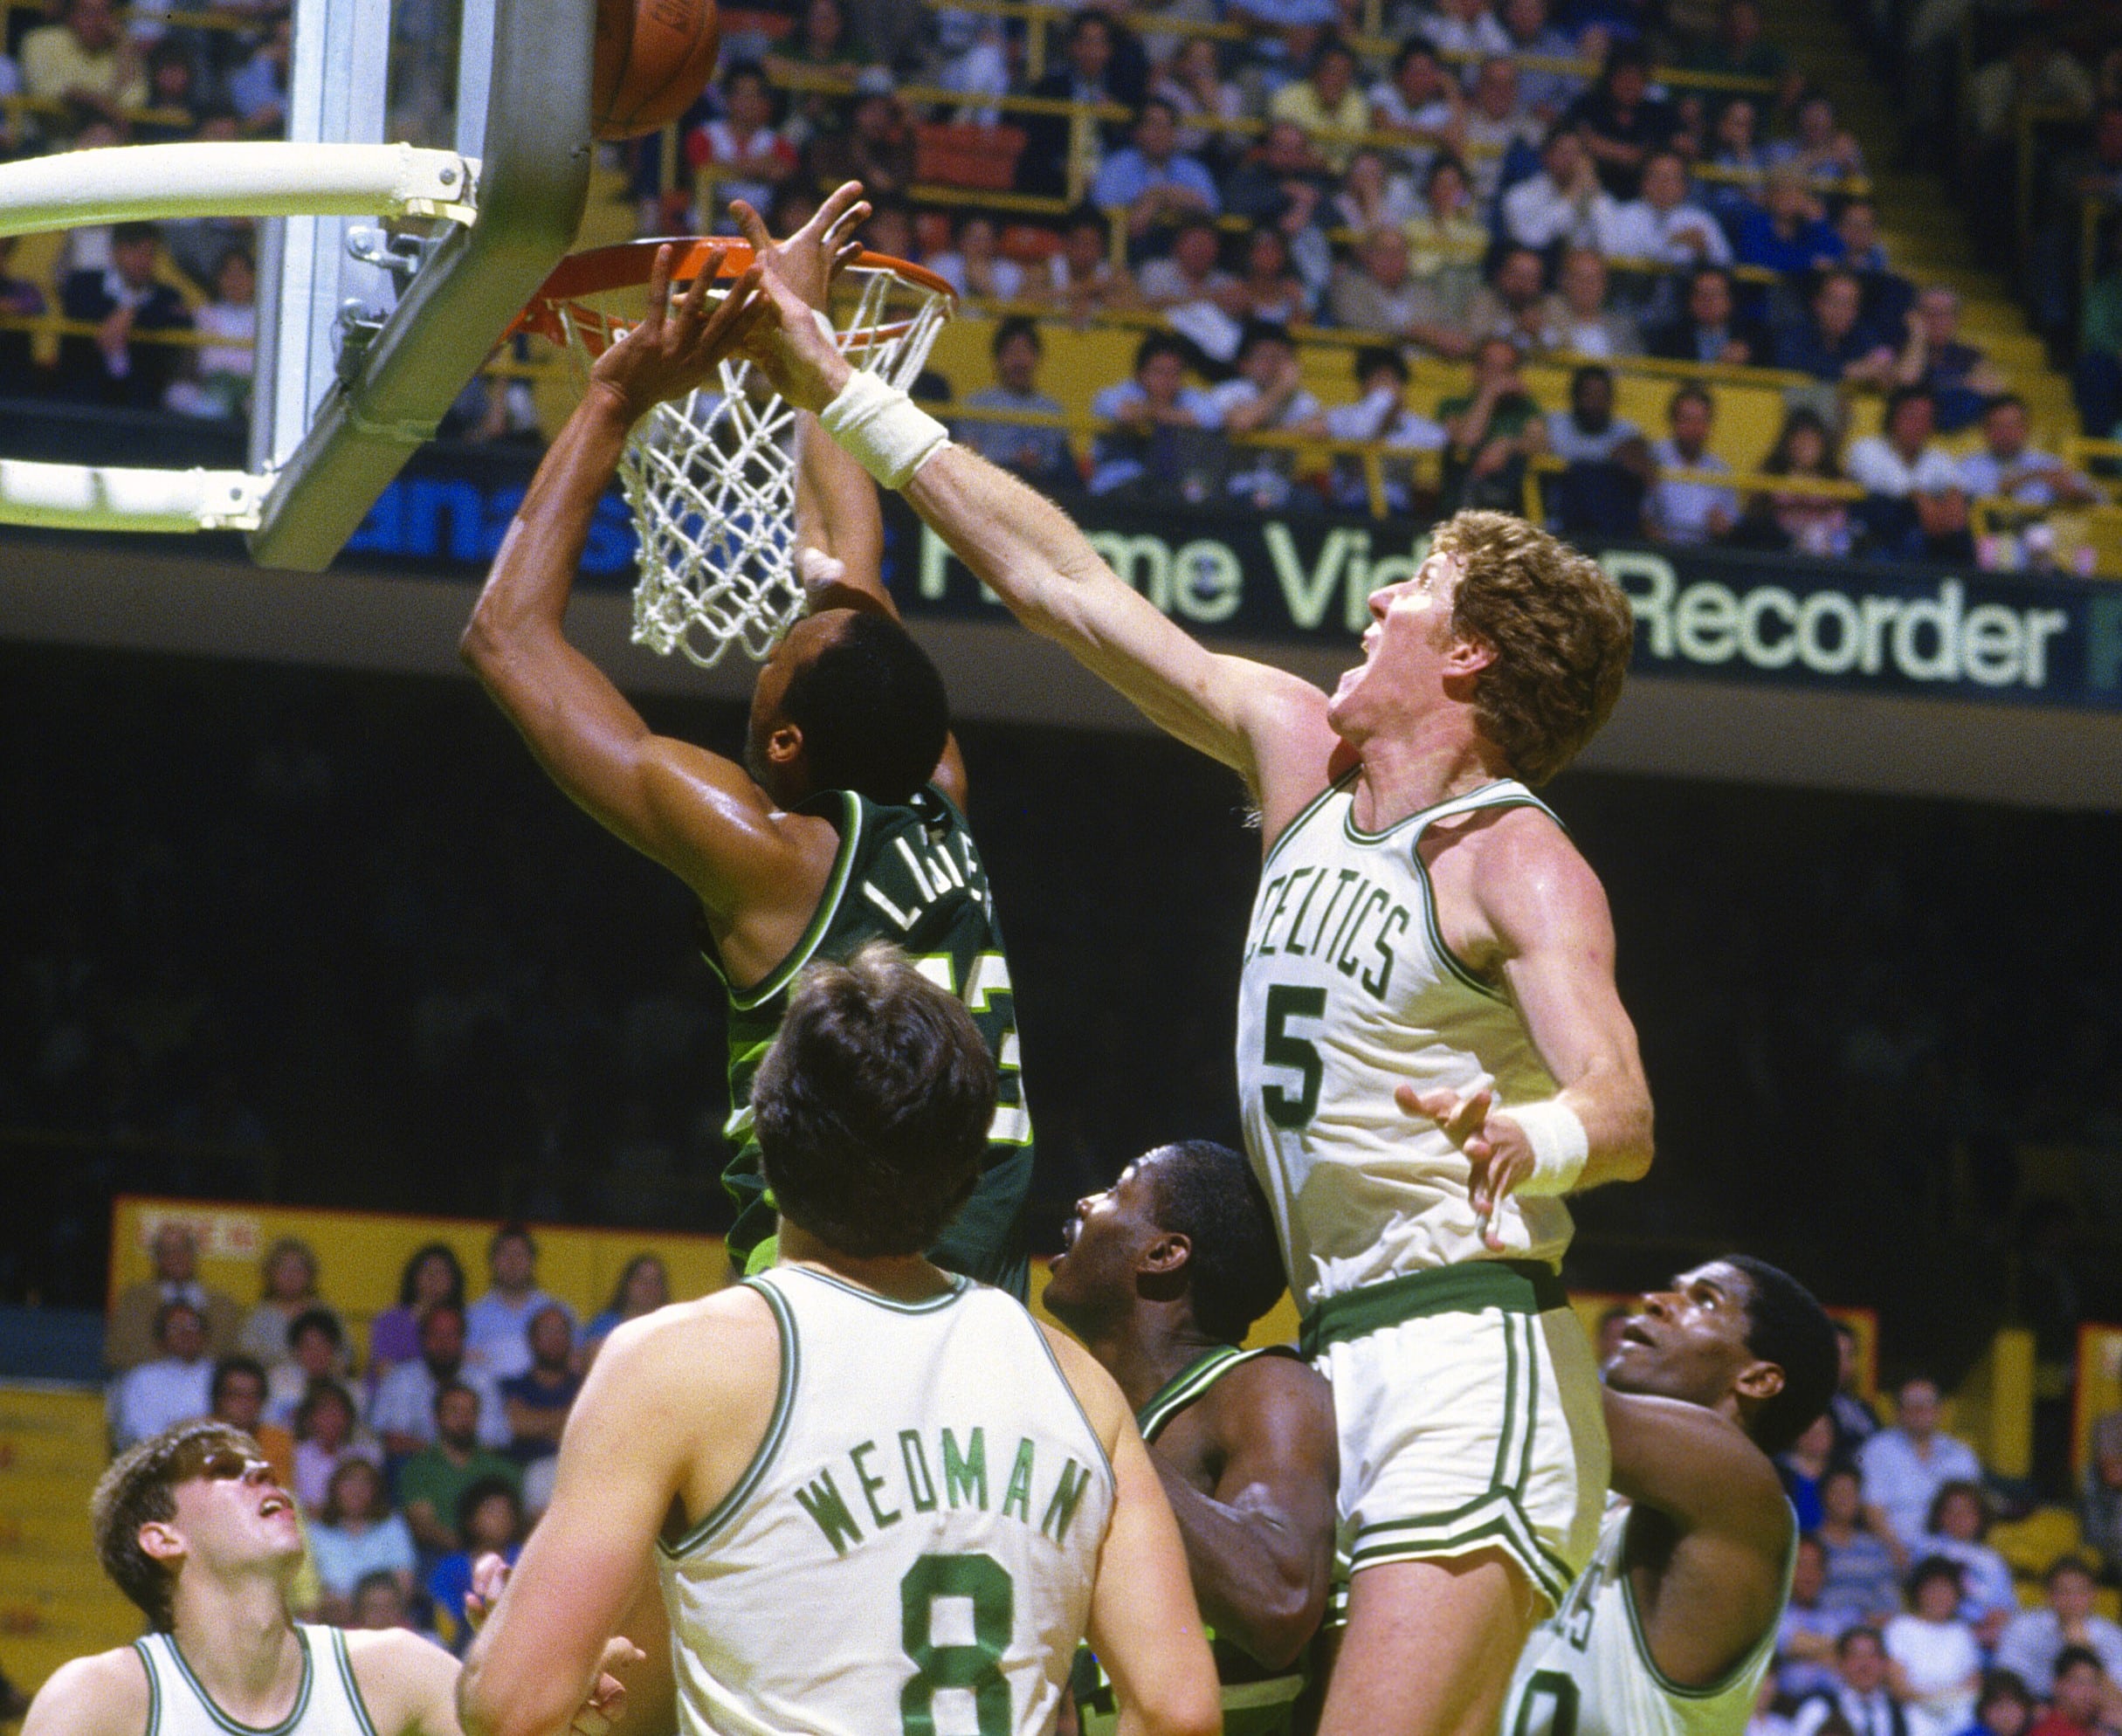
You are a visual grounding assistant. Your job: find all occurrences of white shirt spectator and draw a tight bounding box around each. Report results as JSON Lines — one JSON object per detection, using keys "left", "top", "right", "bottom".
{"left": 923, "top": 251, "right": 1026, "bottom": 302}
{"left": 1956, "top": 444, "right": 2081, "bottom": 506}
{"left": 308, "top": 1512, "right": 417, "bottom": 1601}
{"left": 370, "top": 1360, "right": 510, "bottom": 1452}
{"left": 1789, "top": 1686, "right": 1902, "bottom": 1736}
{"left": 1324, "top": 392, "right": 1447, "bottom": 451}
{"left": 108, "top": 1356, "right": 212, "bottom": 1449}
{"left": 1920, "top": 1533, "right": 2017, "bottom": 1630}
{"left": 1650, "top": 437, "right": 1740, "bottom": 544}
{"left": 1882, "top": 1613, "right": 1980, "bottom": 1736}
{"left": 1502, "top": 173, "right": 1599, "bottom": 251}
{"left": 1421, "top": 5, "right": 1511, "bottom": 58}
{"left": 464, "top": 1288, "right": 570, "bottom": 1381}
{"left": 1205, "top": 375, "right": 1323, "bottom": 508}
{"left": 1545, "top": 410, "right": 1642, "bottom": 465}
{"left": 1844, "top": 437, "right": 1965, "bottom": 503}
{"left": 1591, "top": 195, "right": 1734, "bottom": 266}
{"left": 1991, "top": 1607, "right": 2122, "bottom": 1697}
{"left": 1856, "top": 1425, "right": 1983, "bottom": 1548}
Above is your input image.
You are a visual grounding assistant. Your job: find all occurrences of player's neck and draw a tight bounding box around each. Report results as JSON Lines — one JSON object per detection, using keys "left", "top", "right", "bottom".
{"left": 1092, "top": 1309, "right": 1225, "bottom": 1416}
{"left": 776, "top": 1224, "right": 955, "bottom": 1304}
{"left": 169, "top": 1574, "right": 304, "bottom": 1716}
{"left": 1351, "top": 716, "right": 1511, "bottom": 832}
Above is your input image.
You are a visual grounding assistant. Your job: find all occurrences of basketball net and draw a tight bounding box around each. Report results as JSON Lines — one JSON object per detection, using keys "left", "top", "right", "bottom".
{"left": 535, "top": 253, "right": 952, "bottom": 667}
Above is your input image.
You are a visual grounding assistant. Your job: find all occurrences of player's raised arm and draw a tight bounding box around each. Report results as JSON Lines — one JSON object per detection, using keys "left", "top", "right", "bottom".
{"left": 734, "top": 228, "right": 1337, "bottom": 835}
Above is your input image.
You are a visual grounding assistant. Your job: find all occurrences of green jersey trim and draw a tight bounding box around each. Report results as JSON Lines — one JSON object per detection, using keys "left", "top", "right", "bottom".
{"left": 659, "top": 1278, "right": 801, "bottom": 1557}
{"left": 1258, "top": 768, "right": 1360, "bottom": 877}
{"left": 1136, "top": 1347, "right": 1287, "bottom": 1443}
{"left": 1299, "top": 1260, "right": 1568, "bottom": 1356}
{"left": 1617, "top": 1501, "right": 1798, "bottom": 1700}
{"left": 134, "top": 1641, "right": 161, "bottom": 1736}
{"left": 160, "top": 1628, "right": 315, "bottom": 1736}
{"left": 718, "top": 791, "right": 865, "bottom": 1010}
{"left": 1340, "top": 777, "right": 1515, "bottom": 846}
{"left": 326, "top": 1629, "right": 382, "bottom": 1736}
{"left": 779, "top": 1266, "right": 973, "bottom": 1315}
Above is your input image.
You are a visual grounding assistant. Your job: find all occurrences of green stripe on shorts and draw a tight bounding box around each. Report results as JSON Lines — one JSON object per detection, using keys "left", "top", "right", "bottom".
{"left": 1299, "top": 1260, "right": 1568, "bottom": 1357}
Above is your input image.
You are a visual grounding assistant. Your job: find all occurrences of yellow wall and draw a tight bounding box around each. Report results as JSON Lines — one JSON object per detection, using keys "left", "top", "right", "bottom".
{"left": 2077, "top": 1322, "right": 2122, "bottom": 1478}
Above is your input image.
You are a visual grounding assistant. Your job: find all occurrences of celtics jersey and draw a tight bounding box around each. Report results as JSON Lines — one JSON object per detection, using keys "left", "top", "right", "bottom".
{"left": 1501, "top": 1498, "right": 1795, "bottom": 1736}
{"left": 657, "top": 1266, "right": 1114, "bottom": 1736}
{"left": 1236, "top": 775, "right": 1573, "bottom": 1312}
{"left": 1076, "top": 1347, "right": 1310, "bottom": 1736}
{"left": 133, "top": 1626, "right": 373, "bottom": 1736}
{"left": 705, "top": 784, "right": 1034, "bottom": 1298}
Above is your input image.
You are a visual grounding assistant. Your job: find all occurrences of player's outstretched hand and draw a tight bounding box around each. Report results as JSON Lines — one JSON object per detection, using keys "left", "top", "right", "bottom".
{"left": 731, "top": 265, "right": 852, "bottom": 416}
{"left": 1396, "top": 1082, "right": 1536, "bottom": 1252}
{"left": 462, "top": 1551, "right": 510, "bottom": 1631}
{"left": 462, "top": 1551, "right": 644, "bottom": 1736}
{"left": 728, "top": 179, "right": 869, "bottom": 313}
{"left": 589, "top": 243, "right": 765, "bottom": 423}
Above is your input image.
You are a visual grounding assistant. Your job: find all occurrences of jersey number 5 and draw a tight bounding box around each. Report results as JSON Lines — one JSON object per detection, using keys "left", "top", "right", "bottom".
{"left": 900, "top": 1551, "right": 1014, "bottom": 1736}
{"left": 1260, "top": 983, "right": 1326, "bottom": 1129}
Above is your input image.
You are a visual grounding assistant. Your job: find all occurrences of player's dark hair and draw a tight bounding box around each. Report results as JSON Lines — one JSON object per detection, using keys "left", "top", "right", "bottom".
{"left": 1976, "top": 1671, "right": 2033, "bottom": 1718}
{"left": 92, "top": 1421, "right": 259, "bottom": 1631}
{"left": 1143, "top": 1141, "right": 1285, "bottom": 1343}
{"left": 210, "top": 1354, "right": 267, "bottom": 1410}
{"left": 782, "top": 612, "right": 949, "bottom": 804}
{"left": 398, "top": 1241, "right": 467, "bottom": 1309}
{"left": 1726, "top": 1255, "right": 1837, "bottom": 1456}
{"left": 753, "top": 945, "right": 997, "bottom": 1257}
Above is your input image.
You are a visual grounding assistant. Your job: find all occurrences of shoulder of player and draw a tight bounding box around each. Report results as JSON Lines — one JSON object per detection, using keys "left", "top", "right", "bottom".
{"left": 1195, "top": 1351, "right": 1333, "bottom": 1443}
{"left": 1033, "top": 1320, "right": 1131, "bottom": 1452}
{"left": 1244, "top": 679, "right": 1345, "bottom": 851}
{"left": 581, "top": 1291, "right": 781, "bottom": 1409}
{"left": 632, "top": 743, "right": 838, "bottom": 912}
{"left": 24, "top": 1646, "right": 153, "bottom": 1736}
{"left": 1607, "top": 1388, "right": 1789, "bottom": 1540}
{"left": 341, "top": 1626, "right": 459, "bottom": 1709}
{"left": 1444, "top": 803, "right": 1609, "bottom": 936}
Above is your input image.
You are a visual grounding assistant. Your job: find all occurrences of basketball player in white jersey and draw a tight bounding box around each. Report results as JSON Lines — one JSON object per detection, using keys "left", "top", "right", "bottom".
{"left": 19, "top": 1422, "right": 624, "bottom": 1736}
{"left": 727, "top": 207, "right": 1652, "bottom": 1736}
{"left": 1501, "top": 1257, "right": 1839, "bottom": 1736}
{"left": 457, "top": 947, "right": 1219, "bottom": 1736}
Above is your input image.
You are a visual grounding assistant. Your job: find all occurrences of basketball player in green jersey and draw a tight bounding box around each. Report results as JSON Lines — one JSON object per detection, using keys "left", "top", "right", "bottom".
{"left": 1501, "top": 1258, "right": 1838, "bottom": 1736}
{"left": 23, "top": 1423, "right": 624, "bottom": 1736}
{"left": 1043, "top": 1140, "right": 1339, "bottom": 1736}
{"left": 732, "top": 228, "right": 1653, "bottom": 1736}
{"left": 462, "top": 187, "right": 1033, "bottom": 1292}
{"left": 458, "top": 948, "right": 1220, "bottom": 1736}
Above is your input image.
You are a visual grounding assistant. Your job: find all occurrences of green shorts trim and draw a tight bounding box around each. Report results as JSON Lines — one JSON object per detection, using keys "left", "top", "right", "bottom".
{"left": 1347, "top": 1491, "right": 1576, "bottom": 1609}
{"left": 1299, "top": 1260, "right": 1568, "bottom": 1358}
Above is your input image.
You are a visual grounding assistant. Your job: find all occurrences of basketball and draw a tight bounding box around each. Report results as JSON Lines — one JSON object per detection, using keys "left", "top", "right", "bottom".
{"left": 592, "top": 0, "right": 720, "bottom": 141}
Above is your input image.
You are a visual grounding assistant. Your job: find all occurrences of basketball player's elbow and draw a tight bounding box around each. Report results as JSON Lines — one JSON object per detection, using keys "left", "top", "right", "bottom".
{"left": 1126, "top": 1669, "right": 1225, "bottom": 1736}
{"left": 457, "top": 1654, "right": 567, "bottom": 1736}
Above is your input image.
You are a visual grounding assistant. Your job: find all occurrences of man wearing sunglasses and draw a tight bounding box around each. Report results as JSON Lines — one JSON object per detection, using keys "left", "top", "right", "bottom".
{"left": 19, "top": 1423, "right": 624, "bottom": 1736}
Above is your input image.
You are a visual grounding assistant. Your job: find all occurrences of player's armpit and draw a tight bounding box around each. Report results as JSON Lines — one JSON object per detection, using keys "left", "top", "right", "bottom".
{"left": 20, "top": 1648, "right": 151, "bottom": 1736}
{"left": 1084, "top": 1423, "right": 1223, "bottom": 1736}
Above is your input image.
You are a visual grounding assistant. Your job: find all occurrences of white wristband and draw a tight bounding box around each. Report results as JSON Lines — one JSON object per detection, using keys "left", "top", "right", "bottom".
{"left": 817, "top": 369, "right": 950, "bottom": 492}
{"left": 1506, "top": 1100, "right": 1588, "bottom": 1196}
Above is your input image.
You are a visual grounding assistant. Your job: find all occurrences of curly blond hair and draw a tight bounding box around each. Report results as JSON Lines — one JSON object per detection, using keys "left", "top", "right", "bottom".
{"left": 1431, "top": 510, "right": 1633, "bottom": 785}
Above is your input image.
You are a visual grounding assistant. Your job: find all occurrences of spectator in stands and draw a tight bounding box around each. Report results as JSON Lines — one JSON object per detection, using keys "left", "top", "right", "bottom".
{"left": 1705, "top": 97, "right": 1769, "bottom": 216}
{"left": 265, "top": 1307, "right": 354, "bottom": 1429}
{"left": 810, "top": 74, "right": 914, "bottom": 202}
{"left": 162, "top": 244, "right": 253, "bottom": 421}
{"left": 1649, "top": 264, "right": 1771, "bottom": 365}
{"left": 1815, "top": 1462, "right": 1905, "bottom": 1621}
{"left": 1564, "top": 40, "right": 1678, "bottom": 199}
{"left": 291, "top": 1377, "right": 376, "bottom": 1515}
{"left": 106, "top": 1222, "right": 241, "bottom": 1370}
{"left": 1329, "top": 224, "right": 1466, "bottom": 355}
{"left": 1648, "top": 382, "right": 1740, "bottom": 545}
{"left": 0, "top": 236, "right": 49, "bottom": 396}
{"left": 1781, "top": 1534, "right": 1857, "bottom": 1703}
{"left": 464, "top": 1223, "right": 567, "bottom": 1381}
{"left": 428, "top": 1478, "right": 525, "bottom": 1653}
{"left": 1542, "top": 362, "right": 1649, "bottom": 535}
{"left": 1334, "top": 148, "right": 1421, "bottom": 233}
{"left": 1782, "top": 1412, "right": 1836, "bottom": 1530}
{"left": 108, "top": 1299, "right": 213, "bottom": 1449}
{"left": 581, "top": 1252, "right": 672, "bottom": 1364}
{"left": 1457, "top": 57, "right": 1543, "bottom": 208}
{"left": 19, "top": 0, "right": 143, "bottom": 141}
{"left": 1834, "top": 197, "right": 1892, "bottom": 277}
{"left": 1845, "top": 389, "right": 1973, "bottom": 562}
{"left": 1738, "top": 406, "right": 1852, "bottom": 557}
{"left": 953, "top": 317, "right": 1076, "bottom": 488}
{"left": 57, "top": 219, "right": 191, "bottom": 410}
{"left": 1859, "top": 1376, "right": 1981, "bottom": 1554}
{"left": 1151, "top": 38, "right": 1243, "bottom": 172}
{"left": 1418, "top": 0, "right": 1509, "bottom": 63}
{"left": 1592, "top": 148, "right": 1734, "bottom": 268}
{"left": 1884, "top": 1558, "right": 1982, "bottom": 1736}
{"left": 1322, "top": 344, "right": 1445, "bottom": 512}
{"left": 1920, "top": 1482, "right": 2016, "bottom": 1647}
{"left": 1957, "top": 395, "right": 2098, "bottom": 509}
{"left": 927, "top": 215, "right": 1027, "bottom": 303}
{"left": 1467, "top": 242, "right": 1550, "bottom": 348}
{"left": 226, "top": 16, "right": 287, "bottom": 135}
{"left": 1995, "top": 1559, "right": 2122, "bottom": 1698}
{"left": 1366, "top": 35, "right": 1459, "bottom": 176}
{"left": 1792, "top": 1628, "right": 1910, "bottom": 1736}
{"left": 1044, "top": 205, "right": 1139, "bottom": 319}
{"left": 2083, "top": 1414, "right": 2122, "bottom": 1584}
{"left": 1498, "top": 0, "right": 1579, "bottom": 120}
{"left": 497, "top": 1302, "right": 578, "bottom": 1463}
{"left": 1890, "top": 288, "right": 2005, "bottom": 433}
{"left": 2026, "top": 1649, "right": 2121, "bottom": 1736}
{"left": 1138, "top": 213, "right": 1231, "bottom": 313}
{"left": 1223, "top": 119, "right": 1334, "bottom": 241}
{"left": 1223, "top": 225, "right": 1313, "bottom": 324}
{"left": 1775, "top": 269, "right": 1896, "bottom": 387}
{"left": 397, "top": 1382, "right": 522, "bottom": 1559}
{"left": 1734, "top": 166, "right": 1843, "bottom": 278}
{"left": 1962, "top": 1672, "right": 2036, "bottom": 1736}
{"left": 766, "top": 0, "right": 865, "bottom": 148}
{"left": 130, "top": 38, "right": 201, "bottom": 143}
{"left": 1270, "top": 36, "right": 1369, "bottom": 175}
{"left": 1088, "top": 329, "right": 1222, "bottom": 499}
{"left": 238, "top": 1235, "right": 332, "bottom": 1369}
{"left": 684, "top": 63, "right": 796, "bottom": 228}
{"left": 373, "top": 1301, "right": 508, "bottom": 1456}
{"left": 1502, "top": 125, "right": 1603, "bottom": 251}
{"left": 1205, "top": 320, "right": 1326, "bottom": 509}
{"left": 208, "top": 1354, "right": 293, "bottom": 1492}
{"left": 1686, "top": 0, "right": 1795, "bottom": 110}
{"left": 1092, "top": 98, "right": 1221, "bottom": 240}
{"left": 1765, "top": 92, "right": 1865, "bottom": 187}
{"left": 1402, "top": 155, "right": 1488, "bottom": 320}
{"left": 1438, "top": 334, "right": 1546, "bottom": 511}
{"left": 1830, "top": 1322, "right": 1883, "bottom": 1460}
{"left": 307, "top": 1456, "right": 416, "bottom": 1627}
{"left": 1020, "top": 13, "right": 1139, "bottom": 196}
{"left": 1545, "top": 245, "right": 1643, "bottom": 358}
{"left": 366, "top": 1243, "right": 465, "bottom": 1389}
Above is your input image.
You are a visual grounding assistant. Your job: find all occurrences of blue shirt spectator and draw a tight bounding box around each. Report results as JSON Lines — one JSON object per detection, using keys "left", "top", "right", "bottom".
{"left": 1091, "top": 100, "right": 1222, "bottom": 220}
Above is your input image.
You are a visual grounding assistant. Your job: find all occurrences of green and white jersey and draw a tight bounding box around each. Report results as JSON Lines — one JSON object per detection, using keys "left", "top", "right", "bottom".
{"left": 1501, "top": 1498, "right": 1794, "bottom": 1736}
{"left": 133, "top": 1626, "right": 374, "bottom": 1736}
{"left": 1077, "top": 1346, "right": 1310, "bottom": 1736}
{"left": 1236, "top": 775, "right": 1573, "bottom": 1312}
{"left": 658, "top": 1267, "right": 1115, "bottom": 1736}
{"left": 705, "top": 784, "right": 1034, "bottom": 1298}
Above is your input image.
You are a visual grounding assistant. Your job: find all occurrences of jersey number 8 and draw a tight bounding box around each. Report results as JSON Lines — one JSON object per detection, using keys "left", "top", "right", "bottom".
{"left": 900, "top": 1551, "right": 1014, "bottom": 1736}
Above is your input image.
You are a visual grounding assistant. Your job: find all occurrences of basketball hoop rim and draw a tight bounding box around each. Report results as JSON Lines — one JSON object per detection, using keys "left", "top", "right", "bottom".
{"left": 512, "top": 238, "right": 956, "bottom": 343}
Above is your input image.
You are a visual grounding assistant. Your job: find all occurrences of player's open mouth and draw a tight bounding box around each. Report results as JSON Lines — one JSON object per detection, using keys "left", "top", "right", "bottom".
{"left": 1619, "top": 1322, "right": 1655, "bottom": 1348}
{"left": 259, "top": 1493, "right": 292, "bottom": 1519}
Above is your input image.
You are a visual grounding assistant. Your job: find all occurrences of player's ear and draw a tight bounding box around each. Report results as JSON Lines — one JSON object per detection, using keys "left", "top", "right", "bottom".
{"left": 1443, "top": 630, "right": 1497, "bottom": 677}
{"left": 138, "top": 1519, "right": 186, "bottom": 1568}
{"left": 1139, "top": 1230, "right": 1191, "bottom": 1279}
{"left": 764, "top": 720, "right": 804, "bottom": 768}
{"left": 1734, "top": 1358, "right": 1786, "bottom": 1407}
